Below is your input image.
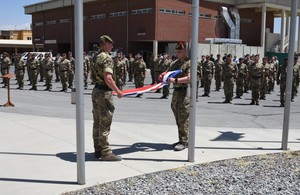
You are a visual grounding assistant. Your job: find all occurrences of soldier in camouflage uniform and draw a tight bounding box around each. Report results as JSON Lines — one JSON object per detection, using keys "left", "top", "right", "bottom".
{"left": 222, "top": 54, "right": 238, "bottom": 103}
{"left": 15, "top": 53, "right": 26, "bottom": 90}
{"left": 268, "top": 57, "right": 276, "bottom": 94}
{"left": 248, "top": 54, "right": 264, "bottom": 105}
{"left": 149, "top": 54, "right": 157, "bottom": 84}
{"left": 202, "top": 55, "right": 214, "bottom": 97}
{"left": 43, "top": 53, "right": 54, "bottom": 91}
{"left": 133, "top": 53, "right": 147, "bottom": 98}
{"left": 235, "top": 58, "right": 248, "bottom": 98}
{"left": 160, "top": 53, "right": 172, "bottom": 99}
{"left": 196, "top": 59, "right": 202, "bottom": 101}
{"left": 68, "top": 52, "right": 75, "bottom": 89}
{"left": 277, "top": 58, "right": 288, "bottom": 107}
{"left": 159, "top": 41, "right": 190, "bottom": 151}
{"left": 83, "top": 52, "right": 90, "bottom": 89}
{"left": 37, "top": 54, "right": 44, "bottom": 82}
{"left": 27, "top": 53, "right": 40, "bottom": 90}
{"left": 1, "top": 52, "right": 11, "bottom": 88}
{"left": 113, "top": 52, "right": 125, "bottom": 91}
{"left": 154, "top": 54, "right": 164, "bottom": 93}
{"left": 59, "top": 53, "right": 70, "bottom": 92}
{"left": 260, "top": 57, "right": 271, "bottom": 100}
{"left": 214, "top": 54, "right": 223, "bottom": 91}
{"left": 199, "top": 55, "right": 206, "bottom": 88}
{"left": 243, "top": 54, "right": 253, "bottom": 93}
{"left": 54, "top": 53, "right": 61, "bottom": 82}
{"left": 292, "top": 57, "right": 300, "bottom": 101}
{"left": 127, "top": 53, "right": 135, "bottom": 82}
{"left": 91, "top": 35, "right": 123, "bottom": 161}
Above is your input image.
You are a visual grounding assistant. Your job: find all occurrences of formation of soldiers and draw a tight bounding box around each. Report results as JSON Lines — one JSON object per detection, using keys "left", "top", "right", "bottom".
{"left": 196, "top": 53, "right": 300, "bottom": 106}
{"left": 1, "top": 51, "right": 300, "bottom": 107}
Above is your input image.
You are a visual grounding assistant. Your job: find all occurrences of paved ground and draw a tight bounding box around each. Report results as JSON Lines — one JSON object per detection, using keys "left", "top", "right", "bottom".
{"left": 0, "top": 70, "right": 300, "bottom": 195}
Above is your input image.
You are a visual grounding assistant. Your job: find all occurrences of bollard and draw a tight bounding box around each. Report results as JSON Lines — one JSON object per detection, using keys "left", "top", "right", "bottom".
{"left": 71, "top": 88, "right": 76, "bottom": 104}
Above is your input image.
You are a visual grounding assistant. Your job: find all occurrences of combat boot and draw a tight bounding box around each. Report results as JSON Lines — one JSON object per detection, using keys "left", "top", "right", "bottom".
{"left": 101, "top": 153, "right": 121, "bottom": 161}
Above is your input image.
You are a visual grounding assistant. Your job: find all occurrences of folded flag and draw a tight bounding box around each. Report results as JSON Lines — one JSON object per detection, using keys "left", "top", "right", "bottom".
{"left": 114, "top": 69, "right": 182, "bottom": 96}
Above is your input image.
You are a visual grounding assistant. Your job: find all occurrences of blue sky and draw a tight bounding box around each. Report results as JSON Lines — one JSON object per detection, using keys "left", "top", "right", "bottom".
{"left": 0, "top": 0, "right": 289, "bottom": 34}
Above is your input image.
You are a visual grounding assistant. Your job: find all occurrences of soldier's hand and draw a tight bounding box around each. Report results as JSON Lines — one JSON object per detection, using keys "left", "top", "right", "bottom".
{"left": 117, "top": 91, "right": 124, "bottom": 98}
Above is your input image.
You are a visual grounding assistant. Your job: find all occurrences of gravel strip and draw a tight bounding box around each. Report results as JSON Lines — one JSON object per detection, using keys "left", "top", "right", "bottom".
{"left": 63, "top": 151, "right": 300, "bottom": 195}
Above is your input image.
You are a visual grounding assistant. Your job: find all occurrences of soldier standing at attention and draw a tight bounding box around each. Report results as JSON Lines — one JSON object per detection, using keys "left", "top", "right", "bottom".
{"left": 68, "top": 52, "right": 75, "bottom": 89}
{"left": 113, "top": 52, "right": 125, "bottom": 90}
{"left": 222, "top": 54, "right": 238, "bottom": 103}
{"left": 127, "top": 53, "right": 135, "bottom": 82}
{"left": 235, "top": 58, "right": 248, "bottom": 99}
{"left": 1, "top": 52, "right": 11, "bottom": 88}
{"left": 292, "top": 57, "right": 300, "bottom": 102}
{"left": 59, "top": 53, "right": 70, "bottom": 92}
{"left": 214, "top": 54, "right": 223, "bottom": 92}
{"left": 15, "top": 53, "right": 26, "bottom": 90}
{"left": 158, "top": 41, "right": 190, "bottom": 151}
{"left": 248, "top": 54, "right": 264, "bottom": 105}
{"left": 277, "top": 58, "right": 288, "bottom": 107}
{"left": 133, "top": 53, "right": 147, "bottom": 98}
{"left": 83, "top": 52, "right": 90, "bottom": 89}
{"left": 154, "top": 54, "right": 164, "bottom": 93}
{"left": 44, "top": 53, "right": 54, "bottom": 91}
{"left": 260, "top": 57, "right": 271, "bottom": 100}
{"left": 27, "top": 52, "right": 40, "bottom": 90}
{"left": 243, "top": 54, "right": 253, "bottom": 93}
{"left": 91, "top": 35, "right": 123, "bottom": 161}
{"left": 268, "top": 57, "right": 276, "bottom": 94}
{"left": 160, "top": 53, "right": 172, "bottom": 99}
{"left": 199, "top": 55, "right": 206, "bottom": 88}
{"left": 202, "top": 55, "right": 214, "bottom": 97}
{"left": 54, "top": 53, "right": 61, "bottom": 82}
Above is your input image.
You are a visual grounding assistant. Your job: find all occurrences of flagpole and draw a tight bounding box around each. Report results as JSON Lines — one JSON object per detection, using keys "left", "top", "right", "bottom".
{"left": 188, "top": 0, "right": 199, "bottom": 162}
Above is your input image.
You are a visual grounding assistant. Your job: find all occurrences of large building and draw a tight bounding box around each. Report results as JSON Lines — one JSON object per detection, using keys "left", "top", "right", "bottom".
{"left": 24, "top": 0, "right": 300, "bottom": 58}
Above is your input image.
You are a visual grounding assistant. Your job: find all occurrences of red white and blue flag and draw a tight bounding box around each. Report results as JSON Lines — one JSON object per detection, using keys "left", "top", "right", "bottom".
{"left": 114, "top": 69, "right": 182, "bottom": 96}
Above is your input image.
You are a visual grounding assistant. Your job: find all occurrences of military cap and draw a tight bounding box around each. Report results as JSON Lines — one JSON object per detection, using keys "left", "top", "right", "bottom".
{"left": 239, "top": 57, "right": 244, "bottom": 61}
{"left": 227, "top": 54, "right": 232, "bottom": 58}
{"left": 175, "top": 41, "right": 186, "bottom": 50}
{"left": 99, "top": 35, "right": 114, "bottom": 43}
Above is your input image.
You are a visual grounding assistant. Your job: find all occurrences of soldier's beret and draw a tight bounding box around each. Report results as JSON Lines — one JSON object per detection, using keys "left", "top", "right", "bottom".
{"left": 99, "top": 35, "right": 114, "bottom": 44}
{"left": 175, "top": 41, "right": 186, "bottom": 50}
{"left": 227, "top": 54, "right": 232, "bottom": 58}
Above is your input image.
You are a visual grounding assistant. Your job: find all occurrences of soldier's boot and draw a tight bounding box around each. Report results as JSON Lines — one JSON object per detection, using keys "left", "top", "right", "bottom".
{"left": 101, "top": 153, "right": 122, "bottom": 161}
{"left": 250, "top": 101, "right": 255, "bottom": 105}
{"left": 94, "top": 151, "right": 101, "bottom": 159}
{"left": 173, "top": 142, "right": 188, "bottom": 151}
{"left": 19, "top": 86, "right": 23, "bottom": 90}
{"left": 29, "top": 87, "right": 34, "bottom": 90}
{"left": 33, "top": 86, "right": 37, "bottom": 90}
{"left": 255, "top": 101, "right": 259, "bottom": 105}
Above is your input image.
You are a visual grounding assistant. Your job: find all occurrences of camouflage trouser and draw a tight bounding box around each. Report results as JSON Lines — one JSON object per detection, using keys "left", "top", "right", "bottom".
{"left": 1, "top": 68, "right": 9, "bottom": 86}
{"left": 162, "top": 85, "right": 170, "bottom": 96}
{"left": 45, "top": 70, "right": 53, "bottom": 89}
{"left": 236, "top": 77, "right": 245, "bottom": 97}
{"left": 134, "top": 76, "right": 144, "bottom": 88}
{"left": 223, "top": 78, "right": 234, "bottom": 101}
{"left": 60, "top": 71, "right": 68, "bottom": 90}
{"left": 250, "top": 78, "right": 261, "bottom": 102}
{"left": 55, "top": 66, "right": 60, "bottom": 81}
{"left": 203, "top": 74, "right": 212, "bottom": 95}
{"left": 30, "top": 69, "right": 38, "bottom": 87}
{"left": 292, "top": 78, "right": 298, "bottom": 99}
{"left": 171, "top": 89, "right": 190, "bottom": 143}
{"left": 260, "top": 77, "right": 269, "bottom": 98}
{"left": 115, "top": 77, "right": 123, "bottom": 90}
{"left": 16, "top": 70, "right": 24, "bottom": 88}
{"left": 280, "top": 81, "right": 286, "bottom": 104}
{"left": 92, "top": 89, "right": 115, "bottom": 155}
{"left": 84, "top": 71, "right": 88, "bottom": 87}
{"left": 268, "top": 75, "right": 275, "bottom": 92}
{"left": 215, "top": 72, "right": 222, "bottom": 91}
{"left": 68, "top": 71, "right": 74, "bottom": 88}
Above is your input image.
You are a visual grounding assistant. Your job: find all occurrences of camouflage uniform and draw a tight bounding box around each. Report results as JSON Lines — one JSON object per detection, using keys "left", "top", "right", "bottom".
{"left": 277, "top": 60, "right": 288, "bottom": 106}
{"left": 15, "top": 55, "right": 26, "bottom": 89}
{"left": 260, "top": 60, "right": 271, "bottom": 100}
{"left": 59, "top": 54, "right": 70, "bottom": 92}
{"left": 244, "top": 57, "right": 253, "bottom": 92}
{"left": 128, "top": 54, "right": 135, "bottom": 82}
{"left": 248, "top": 59, "right": 264, "bottom": 105}
{"left": 68, "top": 54, "right": 75, "bottom": 88}
{"left": 133, "top": 57, "right": 147, "bottom": 96}
{"left": 169, "top": 57, "right": 190, "bottom": 145}
{"left": 44, "top": 56, "right": 54, "bottom": 91}
{"left": 1, "top": 54, "right": 11, "bottom": 87}
{"left": 214, "top": 57, "right": 223, "bottom": 91}
{"left": 113, "top": 55, "right": 125, "bottom": 90}
{"left": 202, "top": 57, "right": 214, "bottom": 96}
{"left": 153, "top": 55, "right": 164, "bottom": 92}
{"left": 268, "top": 60, "right": 276, "bottom": 93}
{"left": 27, "top": 54, "right": 40, "bottom": 90}
{"left": 196, "top": 61, "right": 202, "bottom": 100}
{"left": 292, "top": 61, "right": 300, "bottom": 101}
{"left": 222, "top": 57, "right": 238, "bottom": 103}
{"left": 54, "top": 54, "right": 61, "bottom": 82}
{"left": 236, "top": 60, "right": 248, "bottom": 98}
{"left": 160, "top": 55, "right": 172, "bottom": 98}
{"left": 84, "top": 54, "right": 90, "bottom": 89}
{"left": 91, "top": 51, "right": 115, "bottom": 157}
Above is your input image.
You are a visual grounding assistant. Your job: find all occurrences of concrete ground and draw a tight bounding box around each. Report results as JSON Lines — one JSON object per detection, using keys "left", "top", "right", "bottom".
{"left": 0, "top": 70, "right": 300, "bottom": 195}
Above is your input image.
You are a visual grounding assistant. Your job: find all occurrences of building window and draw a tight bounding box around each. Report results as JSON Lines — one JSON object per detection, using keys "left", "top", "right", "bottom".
{"left": 46, "top": 20, "right": 56, "bottom": 25}
{"left": 189, "top": 12, "right": 211, "bottom": 19}
{"left": 27, "top": 37, "right": 32, "bottom": 40}
{"left": 159, "top": 8, "right": 185, "bottom": 16}
{"left": 90, "top": 14, "right": 106, "bottom": 20}
{"left": 35, "top": 22, "right": 44, "bottom": 26}
{"left": 131, "top": 8, "right": 152, "bottom": 15}
{"left": 214, "top": 15, "right": 222, "bottom": 20}
{"left": 58, "top": 18, "right": 70, "bottom": 23}
{"left": 109, "top": 11, "right": 127, "bottom": 18}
